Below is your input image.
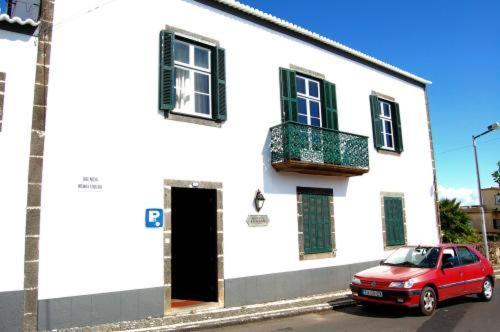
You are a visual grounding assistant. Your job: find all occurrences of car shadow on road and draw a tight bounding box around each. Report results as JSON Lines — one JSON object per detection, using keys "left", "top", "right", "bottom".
{"left": 329, "top": 295, "right": 482, "bottom": 319}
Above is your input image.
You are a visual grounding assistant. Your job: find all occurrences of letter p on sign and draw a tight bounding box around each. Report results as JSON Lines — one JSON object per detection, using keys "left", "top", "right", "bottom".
{"left": 145, "top": 209, "right": 163, "bottom": 228}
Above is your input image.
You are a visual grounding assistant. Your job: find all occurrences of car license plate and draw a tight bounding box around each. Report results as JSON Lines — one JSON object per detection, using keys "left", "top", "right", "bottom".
{"left": 362, "top": 289, "right": 383, "bottom": 298}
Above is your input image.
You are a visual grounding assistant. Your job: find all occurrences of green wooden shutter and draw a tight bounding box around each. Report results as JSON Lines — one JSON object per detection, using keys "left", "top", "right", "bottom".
{"left": 159, "top": 30, "right": 175, "bottom": 111}
{"left": 384, "top": 197, "right": 405, "bottom": 246}
{"left": 279, "top": 68, "right": 298, "bottom": 122}
{"left": 321, "top": 80, "right": 338, "bottom": 130}
{"left": 393, "top": 102, "right": 403, "bottom": 152}
{"left": 212, "top": 47, "right": 227, "bottom": 121}
{"left": 302, "top": 192, "right": 332, "bottom": 254}
{"left": 369, "top": 95, "right": 383, "bottom": 149}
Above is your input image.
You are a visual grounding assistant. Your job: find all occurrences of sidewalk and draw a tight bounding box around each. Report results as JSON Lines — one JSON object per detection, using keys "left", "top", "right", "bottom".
{"left": 494, "top": 265, "right": 500, "bottom": 279}
{"left": 58, "top": 290, "right": 354, "bottom": 332}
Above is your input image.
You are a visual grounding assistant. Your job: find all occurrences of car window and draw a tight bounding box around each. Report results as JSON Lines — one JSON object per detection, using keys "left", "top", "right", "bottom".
{"left": 456, "top": 246, "right": 479, "bottom": 265}
{"left": 383, "top": 246, "right": 440, "bottom": 268}
{"left": 442, "top": 248, "right": 459, "bottom": 268}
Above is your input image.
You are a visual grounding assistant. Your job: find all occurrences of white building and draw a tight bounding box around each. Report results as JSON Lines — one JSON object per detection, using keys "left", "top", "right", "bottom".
{"left": 0, "top": 0, "right": 440, "bottom": 330}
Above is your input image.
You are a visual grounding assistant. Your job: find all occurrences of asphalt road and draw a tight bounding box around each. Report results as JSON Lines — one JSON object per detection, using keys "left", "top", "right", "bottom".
{"left": 203, "top": 286, "right": 500, "bottom": 332}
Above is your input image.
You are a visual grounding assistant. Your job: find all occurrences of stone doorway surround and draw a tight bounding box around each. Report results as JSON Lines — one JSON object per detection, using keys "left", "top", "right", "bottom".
{"left": 163, "top": 180, "right": 224, "bottom": 313}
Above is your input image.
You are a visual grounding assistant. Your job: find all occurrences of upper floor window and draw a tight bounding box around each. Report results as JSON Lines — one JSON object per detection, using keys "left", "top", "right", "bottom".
{"left": 279, "top": 68, "right": 337, "bottom": 130}
{"left": 296, "top": 75, "right": 322, "bottom": 127}
{"left": 159, "top": 30, "right": 227, "bottom": 123}
{"left": 0, "top": 0, "right": 40, "bottom": 21}
{"left": 369, "top": 95, "right": 403, "bottom": 153}
{"left": 379, "top": 101, "right": 394, "bottom": 150}
{"left": 494, "top": 219, "right": 500, "bottom": 229}
{"left": 174, "top": 40, "right": 212, "bottom": 118}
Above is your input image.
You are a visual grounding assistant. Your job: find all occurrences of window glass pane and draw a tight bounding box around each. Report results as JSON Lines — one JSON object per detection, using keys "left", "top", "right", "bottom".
{"left": 308, "top": 81, "right": 319, "bottom": 98}
{"left": 384, "top": 120, "right": 392, "bottom": 134}
{"left": 174, "top": 41, "right": 189, "bottom": 64}
{"left": 386, "top": 134, "right": 394, "bottom": 148}
{"left": 195, "top": 93, "right": 210, "bottom": 115}
{"left": 194, "top": 72, "right": 209, "bottom": 93}
{"left": 310, "top": 117, "right": 321, "bottom": 127}
{"left": 298, "top": 115, "right": 308, "bottom": 124}
{"left": 298, "top": 98, "right": 307, "bottom": 115}
{"left": 309, "top": 100, "right": 320, "bottom": 118}
{"left": 296, "top": 77, "right": 306, "bottom": 94}
{"left": 194, "top": 47, "right": 209, "bottom": 69}
{"left": 457, "top": 247, "right": 478, "bottom": 265}
{"left": 381, "top": 102, "right": 391, "bottom": 117}
{"left": 175, "top": 67, "right": 191, "bottom": 110}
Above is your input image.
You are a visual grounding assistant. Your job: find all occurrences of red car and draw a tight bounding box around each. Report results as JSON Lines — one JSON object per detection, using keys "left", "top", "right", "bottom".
{"left": 350, "top": 244, "right": 494, "bottom": 315}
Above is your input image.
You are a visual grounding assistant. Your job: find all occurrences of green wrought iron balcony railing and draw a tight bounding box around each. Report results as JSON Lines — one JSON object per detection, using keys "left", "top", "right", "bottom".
{"left": 270, "top": 121, "right": 369, "bottom": 176}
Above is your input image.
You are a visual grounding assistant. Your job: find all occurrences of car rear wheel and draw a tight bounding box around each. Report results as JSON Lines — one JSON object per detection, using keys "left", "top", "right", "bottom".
{"left": 419, "top": 286, "right": 437, "bottom": 316}
{"left": 479, "top": 277, "right": 494, "bottom": 301}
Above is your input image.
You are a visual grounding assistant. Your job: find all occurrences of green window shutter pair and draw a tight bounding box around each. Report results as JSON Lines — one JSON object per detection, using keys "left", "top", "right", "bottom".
{"left": 301, "top": 191, "right": 333, "bottom": 254}
{"left": 279, "top": 68, "right": 338, "bottom": 130}
{"left": 369, "top": 95, "right": 404, "bottom": 152}
{"left": 158, "top": 30, "right": 227, "bottom": 122}
{"left": 384, "top": 197, "right": 405, "bottom": 246}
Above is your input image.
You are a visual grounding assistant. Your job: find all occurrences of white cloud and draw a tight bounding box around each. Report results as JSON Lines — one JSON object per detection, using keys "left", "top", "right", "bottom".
{"left": 438, "top": 185, "right": 478, "bottom": 206}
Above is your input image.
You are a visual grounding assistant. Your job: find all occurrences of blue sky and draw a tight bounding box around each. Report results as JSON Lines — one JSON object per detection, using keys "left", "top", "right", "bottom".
{"left": 240, "top": 0, "right": 500, "bottom": 204}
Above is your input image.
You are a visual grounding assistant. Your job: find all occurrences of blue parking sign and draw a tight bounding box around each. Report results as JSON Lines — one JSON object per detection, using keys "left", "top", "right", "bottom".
{"left": 145, "top": 209, "right": 163, "bottom": 228}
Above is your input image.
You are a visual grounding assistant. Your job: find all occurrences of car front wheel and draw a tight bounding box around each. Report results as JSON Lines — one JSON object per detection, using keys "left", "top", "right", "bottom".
{"left": 479, "top": 277, "right": 494, "bottom": 301}
{"left": 419, "top": 286, "right": 437, "bottom": 316}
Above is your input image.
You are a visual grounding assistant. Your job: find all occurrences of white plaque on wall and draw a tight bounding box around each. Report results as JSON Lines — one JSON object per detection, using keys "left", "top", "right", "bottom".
{"left": 246, "top": 215, "right": 270, "bottom": 227}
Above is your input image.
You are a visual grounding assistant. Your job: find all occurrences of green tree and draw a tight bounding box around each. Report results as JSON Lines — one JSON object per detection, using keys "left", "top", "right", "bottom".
{"left": 439, "top": 198, "right": 480, "bottom": 244}
{"left": 492, "top": 161, "right": 500, "bottom": 186}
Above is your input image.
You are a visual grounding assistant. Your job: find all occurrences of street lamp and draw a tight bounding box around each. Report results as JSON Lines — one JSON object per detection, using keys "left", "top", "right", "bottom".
{"left": 472, "top": 121, "right": 499, "bottom": 260}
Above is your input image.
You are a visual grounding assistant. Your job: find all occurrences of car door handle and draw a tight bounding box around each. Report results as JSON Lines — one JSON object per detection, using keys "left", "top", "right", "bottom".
{"left": 460, "top": 272, "right": 464, "bottom": 277}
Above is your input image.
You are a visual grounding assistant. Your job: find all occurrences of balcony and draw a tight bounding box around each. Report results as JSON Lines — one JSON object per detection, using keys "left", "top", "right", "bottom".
{"left": 0, "top": 0, "right": 40, "bottom": 34}
{"left": 270, "top": 121, "right": 369, "bottom": 177}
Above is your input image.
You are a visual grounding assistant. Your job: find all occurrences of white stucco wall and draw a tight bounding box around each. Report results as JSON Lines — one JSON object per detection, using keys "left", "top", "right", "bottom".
{"left": 0, "top": 30, "right": 37, "bottom": 293}
{"left": 38, "top": 0, "right": 439, "bottom": 300}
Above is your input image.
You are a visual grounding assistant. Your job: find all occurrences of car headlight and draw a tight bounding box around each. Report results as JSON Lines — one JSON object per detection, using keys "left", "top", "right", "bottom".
{"left": 389, "top": 279, "right": 415, "bottom": 288}
{"left": 351, "top": 276, "right": 361, "bottom": 284}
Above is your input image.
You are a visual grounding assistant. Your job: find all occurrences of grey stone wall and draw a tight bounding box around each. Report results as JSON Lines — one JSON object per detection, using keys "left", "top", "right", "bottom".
{"left": 37, "top": 287, "right": 164, "bottom": 331}
{"left": 225, "top": 260, "right": 379, "bottom": 307}
{"left": 0, "top": 290, "right": 24, "bottom": 332}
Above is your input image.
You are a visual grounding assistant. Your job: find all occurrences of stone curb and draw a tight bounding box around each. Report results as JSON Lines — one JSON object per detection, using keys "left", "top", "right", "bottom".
{"left": 123, "top": 298, "right": 356, "bottom": 332}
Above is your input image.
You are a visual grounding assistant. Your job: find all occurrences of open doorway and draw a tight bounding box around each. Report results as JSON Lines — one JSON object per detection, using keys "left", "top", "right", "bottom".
{"left": 171, "top": 187, "right": 218, "bottom": 307}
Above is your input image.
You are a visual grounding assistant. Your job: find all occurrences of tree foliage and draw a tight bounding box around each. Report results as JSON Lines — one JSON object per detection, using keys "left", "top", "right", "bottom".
{"left": 439, "top": 198, "right": 480, "bottom": 244}
{"left": 492, "top": 161, "right": 500, "bottom": 186}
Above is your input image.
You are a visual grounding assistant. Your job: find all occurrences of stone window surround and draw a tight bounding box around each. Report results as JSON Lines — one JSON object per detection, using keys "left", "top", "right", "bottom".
{"left": 380, "top": 192, "right": 408, "bottom": 250}
{"left": 0, "top": 72, "right": 5, "bottom": 131}
{"left": 297, "top": 187, "right": 336, "bottom": 260}
{"left": 163, "top": 25, "right": 222, "bottom": 128}
{"left": 163, "top": 179, "right": 224, "bottom": 313}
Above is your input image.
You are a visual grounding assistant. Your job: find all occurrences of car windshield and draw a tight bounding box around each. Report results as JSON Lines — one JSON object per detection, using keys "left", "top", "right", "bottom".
{"left": 382, "top": 246, "right": 440, "bottom": 268}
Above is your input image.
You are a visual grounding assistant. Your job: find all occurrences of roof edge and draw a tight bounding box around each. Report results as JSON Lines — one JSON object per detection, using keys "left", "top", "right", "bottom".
{"left": 208, "top": 0, "right": 431, "bottom": 85}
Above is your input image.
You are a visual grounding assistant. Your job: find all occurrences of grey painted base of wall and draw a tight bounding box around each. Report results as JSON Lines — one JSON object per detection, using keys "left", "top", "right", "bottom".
{"left": 0, "top": 290, "right": 24, "bottom": 332}
{"left": 37, "top": 287, "right": 164, "bottom": 331}
{"left": 225, "top": 260, "right": 379, "bottom": 307}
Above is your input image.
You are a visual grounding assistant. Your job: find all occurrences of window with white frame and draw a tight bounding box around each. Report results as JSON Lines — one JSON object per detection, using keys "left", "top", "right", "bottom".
{"left": 174, "top": 40, "right": 212, "bottom": 117}
{"left": 379, "top": 101, "right": 394, "bottom": 149}
{"left": 296, "top": 75, "right": 322, "bottom": 127}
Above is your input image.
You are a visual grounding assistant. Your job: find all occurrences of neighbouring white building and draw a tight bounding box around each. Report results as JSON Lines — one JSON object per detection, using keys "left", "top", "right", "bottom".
{"left": 0, "top": 1, "right": 41, "bottom": 331}
{"left": 0, "top": 0, "right": 441, "bottom": 330}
